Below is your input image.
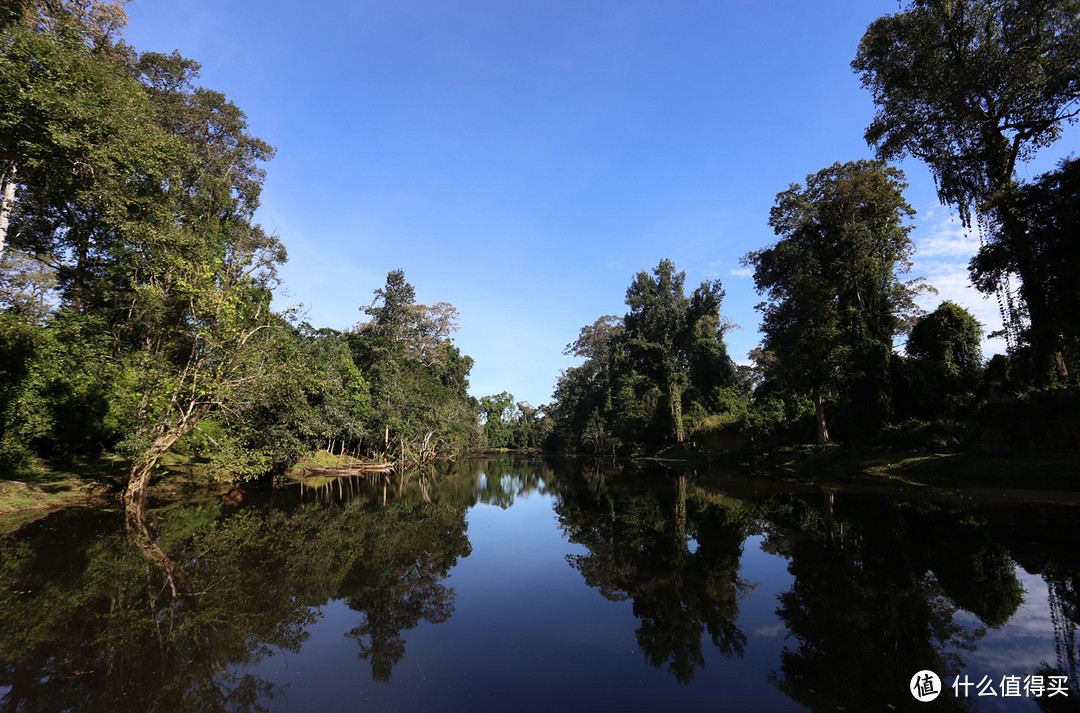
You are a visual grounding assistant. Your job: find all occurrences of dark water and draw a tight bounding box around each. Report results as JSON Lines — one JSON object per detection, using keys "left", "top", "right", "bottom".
{"left": 2, "top": 456, "right": 1079, "bottom": 712}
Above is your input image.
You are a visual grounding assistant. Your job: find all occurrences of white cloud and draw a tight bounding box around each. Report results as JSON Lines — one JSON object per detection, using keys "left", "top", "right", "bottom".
{"left": 911, "top": 212, "right": 1008, "bottom": 356}
{"left": 753, "top": 624, "right": 785, "bottom": 637}
{"left": 917, "top": 218, "right": 980, "bottom": 258}
{"left": 729, "top": 267, "right": 754, "bottom": 278}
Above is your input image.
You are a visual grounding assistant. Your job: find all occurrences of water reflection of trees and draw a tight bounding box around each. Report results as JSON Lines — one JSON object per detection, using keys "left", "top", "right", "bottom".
{"left": 0, "top": 473, "right": 472, "bottom": 712}
{"left": 757, "top": 490, "right": 1080, "bottom": 711}
{"left": 555, "top": 463, "right": 752, "bottom": 683}
{"left": 339, "top": 501, "right": 470, "bottom": 682}
{"left": 762, "top": 494, "right": 979, "bottom": 711}
{"left": 552, "top": 459, "right": 1080, "bottom": 706}
{"left": 3, "top": 457, "right": 1080, "bottom": 709}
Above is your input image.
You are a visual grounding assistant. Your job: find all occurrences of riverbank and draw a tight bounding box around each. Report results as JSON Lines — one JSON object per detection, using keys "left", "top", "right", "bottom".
{"left": 4, "top": 445, "right": 1079, "bottom": 525}
{"left": 740, "top": 443, "right": 1080, "bottom": 491}
{"left": 0, "top": 449, "right": 389, "bottom": 522}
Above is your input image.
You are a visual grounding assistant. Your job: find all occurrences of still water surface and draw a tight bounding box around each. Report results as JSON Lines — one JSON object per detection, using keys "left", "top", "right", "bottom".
{"left": 1, "top": 456, "right": 1078, "bottom": 711}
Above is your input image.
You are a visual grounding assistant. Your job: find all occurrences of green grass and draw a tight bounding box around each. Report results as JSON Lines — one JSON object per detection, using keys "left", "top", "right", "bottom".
{"left": 285, "top": 449, "right": 381, "bottom": 477}
{"left": 0, "top": 463, "right": 113, "bottom": 521}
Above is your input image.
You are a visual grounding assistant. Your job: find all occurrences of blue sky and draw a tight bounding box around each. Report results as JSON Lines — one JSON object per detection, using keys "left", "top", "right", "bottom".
{"left": 122, "top": 0, "right": 1078, "bottom": 407}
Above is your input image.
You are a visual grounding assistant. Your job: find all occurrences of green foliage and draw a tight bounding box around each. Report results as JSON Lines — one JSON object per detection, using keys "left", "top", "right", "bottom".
{"left": 0, "top": 250, "right": 56, "bottom": 320}
{"left": 347, "top": 270, "right": 479, "bottom": 459}
{"left": 548, "top": 260, "right": 737, "bottom": 455}
{"left": 894, "top": 301, "right": 983, "bottom": 423}
{"left": 477, "top": 391, "right": 515, "bottom": 448}
{"left": 0, "top": 310, "right": 126, "bottom": 470}
{"left": 853, "top": 0, "right": 1080, "bottom": 218}
{"left": 907, "top": 301, "right": 983, "bottom": 376}
{"left": 0, "top": 5, "right": 492, "bottom": 490}
{"left": 879, "top": 418, "right": 974, "bottom": 449}
{"left": 972, "top": 158, "right": 1080, "bottom": 382}
{"left": 745, "top": 160, "right": 920, "bottom": 443}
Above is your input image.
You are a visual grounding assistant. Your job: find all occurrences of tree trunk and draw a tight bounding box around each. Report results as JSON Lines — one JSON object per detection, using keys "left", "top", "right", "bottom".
{"left": 123, "top": 455, "right": 158, "bottom": 525}
{"left": 1055, "top": 351, "right": 1069, "bottom": 381}
{"left": 668, "top": 381, "right": 685, "bottom": 443}
{"left": 122, "top": 410, "right": 206, "bottom": 527}
{"left": 0, "top": 162, "right": 15, "bottom": 259}
{"left": 814, "top": 387, "right": 830, "bottom": 445}
{"left": 824, "top": 488, "right": 835, "bottom": 545}
{"left": 995, "top": 198, "right": 1068, "bottom": 383}
{"left": 124, "top": 462, "right": 194, "bottom": 601}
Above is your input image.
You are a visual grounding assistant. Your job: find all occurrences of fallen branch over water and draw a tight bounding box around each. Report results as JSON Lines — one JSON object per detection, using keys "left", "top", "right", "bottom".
{"left": 301, "top": 461, "right": 396, "bottom": 477}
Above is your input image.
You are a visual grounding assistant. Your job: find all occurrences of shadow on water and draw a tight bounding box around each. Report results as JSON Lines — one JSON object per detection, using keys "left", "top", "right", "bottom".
{"left": 1, "top": 455, "right": 1079, "bottom": 711}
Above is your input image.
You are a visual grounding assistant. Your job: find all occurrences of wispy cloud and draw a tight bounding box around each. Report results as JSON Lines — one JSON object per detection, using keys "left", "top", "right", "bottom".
{"left": 911, "top": 212, "right": 1007, "bottom": 355}
{"left": 917, "top": 217, "right": 980, "bottom": 258}
{"left": 730, "top": 267, "right": 754, "bottom": 278}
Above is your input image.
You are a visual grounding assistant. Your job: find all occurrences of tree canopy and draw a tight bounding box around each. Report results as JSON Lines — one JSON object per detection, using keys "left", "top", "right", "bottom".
{"left": 745, "top": 160, "right": 919, "bottom": 443}
{"left": 853, "top": 0, "right": 1080, "bottom": 218}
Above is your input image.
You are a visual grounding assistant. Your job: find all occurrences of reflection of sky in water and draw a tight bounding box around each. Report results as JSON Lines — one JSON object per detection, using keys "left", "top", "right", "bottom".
{"left": 945, "top": 568, "right": 1066, "bottom": 712}
{"left": 247, "top": 494, "right": 807, "bottom": 712}
{"left": 244, "top": 484, "right": 1080, "bottom": 712}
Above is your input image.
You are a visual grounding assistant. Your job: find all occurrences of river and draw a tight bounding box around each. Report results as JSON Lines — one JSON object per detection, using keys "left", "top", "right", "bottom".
{"left": 1, "top": 455, "right": 1077, "bottom": 711}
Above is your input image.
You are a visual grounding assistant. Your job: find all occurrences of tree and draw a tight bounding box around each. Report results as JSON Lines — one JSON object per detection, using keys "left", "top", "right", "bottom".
{"left": 478, "top": 391, "right": 515, "bottom": 449}
{"left": 897, "top": 301, "right": 983, "bottom": 421}
{"left": 0, "top": 249, "right": 56, "bottom": 319}
{"left": 547, "top": 263, "right": 736, "bottom": 454}
{"left": 1, "top": 5, "right": 183, "bottom": 312}
{"left": 745, "top": 160, "right": 919, "bottom": 444}
{"left": 347, "top": 271, "right": 477, "bottom": 457}
{"left": 907, "top": 301, "right": 983, "bottom": 376}
{"left": 970, "top": 158, "right": 1080, "bottom": 380}
{"left": 624, "top": 259, "right": 730, "bottom": 444}
{"left": 403, "top": 301, "right": 460, "bottom": 367}
{"left": 853, "top": 0, "right": 1080, "bottom": 219}
{"left": 2, "top": 3, "right": 287, "bottom": 516}
{"left": 351, "top": 269, "right": 416, "bottom": 448}
{"left": 853, "top": 0, "right": 1080, "bottom": 378}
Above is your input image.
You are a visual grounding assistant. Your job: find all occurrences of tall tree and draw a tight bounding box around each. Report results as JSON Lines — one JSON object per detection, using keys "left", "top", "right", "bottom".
{"left": 853, "top": 0, "right": 1080, "bottom": 378}
{"left": 624, "top": 259, "right": 728, "bottom": 444}
{"left": 347, "top": 270, "right": 478, "bottom": 457}
{"left": 745, "top": 160, "right": 918, "bottom": 444}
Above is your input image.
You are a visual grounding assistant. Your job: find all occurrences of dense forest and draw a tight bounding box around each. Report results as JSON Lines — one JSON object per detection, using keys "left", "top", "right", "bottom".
{"left": 0, "top": 1, "right": 486, "bottom": 514}
{"left": 2, "top": 0, "right": 1079, "bottom": 507}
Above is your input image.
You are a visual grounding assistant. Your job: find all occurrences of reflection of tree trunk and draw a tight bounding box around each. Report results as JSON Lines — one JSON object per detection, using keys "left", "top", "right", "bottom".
{"left": 814, "top": 387, "right": 829, "bottom": 445}
{"left": 675, "top": 475, "right": 687, "bottom": 543}
{"left": 1048, "top": 576, "right": 1078, "bottom": 686}
{"left": 823, "top": 489, "right": 835, "bottom": 546}
{"left": 125, "top": 476, "right": 194, "bottom": 601}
